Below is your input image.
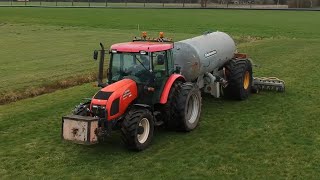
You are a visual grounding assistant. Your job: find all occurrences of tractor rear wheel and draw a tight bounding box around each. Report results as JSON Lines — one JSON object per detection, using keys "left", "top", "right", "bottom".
{"left": 175, "top": 83, "right": 202, "bottom": 131}
{"left": 121, "top": 108, "right": 154, "bottom": 151}
{"left": 224, "top": 59, "right": 253, "bottom": 100}
{"left": 164, "top": 81, "right": 182, "bottom": 129}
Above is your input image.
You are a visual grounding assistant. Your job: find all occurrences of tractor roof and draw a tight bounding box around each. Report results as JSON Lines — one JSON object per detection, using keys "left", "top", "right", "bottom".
{"left": 110, "top": 42, "right": 173, "bottom": 53}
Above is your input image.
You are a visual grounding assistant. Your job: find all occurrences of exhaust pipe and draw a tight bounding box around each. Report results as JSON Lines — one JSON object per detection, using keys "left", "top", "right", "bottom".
{"left": 97, "top": 43, "right": 107, "bottom": 88}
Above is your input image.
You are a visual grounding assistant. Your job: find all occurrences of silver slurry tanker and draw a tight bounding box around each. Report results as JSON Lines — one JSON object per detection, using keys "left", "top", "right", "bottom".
{"left": 173, "top": 31, "right": 236, "bottom": 82}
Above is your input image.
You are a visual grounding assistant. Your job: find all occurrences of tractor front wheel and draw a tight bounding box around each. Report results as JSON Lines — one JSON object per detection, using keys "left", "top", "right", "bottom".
{"left": 121, "top": 108, "right": 154, "bottom": 151}
{"left": 175, "top": 83, "right": 202, "bottom": 131}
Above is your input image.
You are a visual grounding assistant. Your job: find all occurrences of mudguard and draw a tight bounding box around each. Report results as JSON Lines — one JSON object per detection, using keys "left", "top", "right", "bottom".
{"left": 159, "top": 74, "right": 185, "bottom": 104}
{"left": 91, "top": 79, "right": 138, "bottom": 121}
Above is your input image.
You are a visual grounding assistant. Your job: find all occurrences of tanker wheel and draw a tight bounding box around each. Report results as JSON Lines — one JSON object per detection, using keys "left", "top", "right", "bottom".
{"left": 121, "top": 108, "right": 154, "bottom": 151}
{"left": 163, "top": 80, "right": 182, "bottom": 129}
{"left": 224, "top": 59, "right": 253, "bottom": 100}
{"left": 175, "top": 82, "right": 202, "bottom": 132}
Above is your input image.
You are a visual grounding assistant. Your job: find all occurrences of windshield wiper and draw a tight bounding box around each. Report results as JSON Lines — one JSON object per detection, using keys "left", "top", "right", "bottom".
{"left": 134, "top": 56, "right": 150, "bottom": 73}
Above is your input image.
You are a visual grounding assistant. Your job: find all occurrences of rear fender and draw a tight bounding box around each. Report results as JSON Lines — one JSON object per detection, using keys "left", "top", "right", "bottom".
{"left": 159, "top": 74, "right": 185, "bottom": 104}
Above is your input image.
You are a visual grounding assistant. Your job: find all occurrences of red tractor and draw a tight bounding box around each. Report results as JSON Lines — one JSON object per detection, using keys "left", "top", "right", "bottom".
{"left": 62, "top": 32, "right": 284, "bottom": 151}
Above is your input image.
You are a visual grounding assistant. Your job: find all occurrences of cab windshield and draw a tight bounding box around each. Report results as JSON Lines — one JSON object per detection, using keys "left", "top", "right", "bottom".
{"left": 110, "top": 53, "right": 150, "bottom": 83}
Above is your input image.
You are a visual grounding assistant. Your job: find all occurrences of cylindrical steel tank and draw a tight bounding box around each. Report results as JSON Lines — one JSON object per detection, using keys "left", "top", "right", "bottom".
{"left": 173, "top": 32, "right": 236, "bottom": 81}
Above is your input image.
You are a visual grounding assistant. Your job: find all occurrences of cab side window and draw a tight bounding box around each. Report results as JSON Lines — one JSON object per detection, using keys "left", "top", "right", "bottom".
{"left": 166, "top": 50, "right": 174, "bottom": 74}
{"left": 152, "top": 51, "right": 166, "bottom": 78}
{"left": 110, "top": 54, "right": 121, "bottom": 81}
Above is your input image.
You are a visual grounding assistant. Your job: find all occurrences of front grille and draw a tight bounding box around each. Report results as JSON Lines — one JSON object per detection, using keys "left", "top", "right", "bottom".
{"left": 91, "top": 105, "right": 107, "bottom": 118}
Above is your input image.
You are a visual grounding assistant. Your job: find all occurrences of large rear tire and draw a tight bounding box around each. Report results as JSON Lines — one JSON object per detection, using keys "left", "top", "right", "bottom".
{"left": 121, "top": 108, "right": 154, "bottom": 151}
{"left": 224, "top": 59, "right": 253, "bottom": 100}
{"left": 175, "top": 83, "right": 202, "bottom": 131}
{"left": 164, "top": 81, "right": 182, "bottom": 129}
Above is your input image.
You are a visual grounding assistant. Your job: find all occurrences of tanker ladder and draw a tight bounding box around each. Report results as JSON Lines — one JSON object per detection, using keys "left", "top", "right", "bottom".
{"left": 252, "top": 77, "right": 285, "bottom": 93}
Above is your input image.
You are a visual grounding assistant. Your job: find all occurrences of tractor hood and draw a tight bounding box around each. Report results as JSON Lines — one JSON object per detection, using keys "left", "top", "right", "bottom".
{"left": 91, "top": 79, "right": 138, "bottom": 120}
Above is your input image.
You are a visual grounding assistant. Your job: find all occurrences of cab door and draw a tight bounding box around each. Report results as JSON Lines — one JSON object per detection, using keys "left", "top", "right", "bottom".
{"left": 151, "top": 50, "right": 173, "bottom": 103}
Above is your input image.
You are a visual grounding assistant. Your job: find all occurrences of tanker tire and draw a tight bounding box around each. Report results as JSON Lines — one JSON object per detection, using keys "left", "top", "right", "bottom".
{"left": 174, "top": 82, "right": 202, "bottom": 132}
{"left": 164, "top": 81, "right": 182, "bottom": 130}
{"left": 224, "top": 59, "right": 253, "bottom": 100}
{"left": 121, "top": 108, "right": 154, "bottom": 151}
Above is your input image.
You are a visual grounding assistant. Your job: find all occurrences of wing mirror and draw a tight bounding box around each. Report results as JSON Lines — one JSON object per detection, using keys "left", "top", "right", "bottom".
{"left": 175, "top": 66, "right": 181, "bottom": 74}
{"left": 93, "top": 50, "right": 98, "bottom": 60}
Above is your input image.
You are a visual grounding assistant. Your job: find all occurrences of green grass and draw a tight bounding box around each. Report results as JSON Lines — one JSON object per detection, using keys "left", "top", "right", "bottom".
{"left": 0, "top": 22, "right": 192, "bottom": 97}
{"left": 0, "top": 55, "right": 319, "bottom": 178}
{"left": 0, "top": 8, "right": 319, "bottom": 95}
{"left": 0, "top": 2, "right": 199, "bottom": 7}
{"left": 0, "top": 7, "right": 320, "bottom": 178}
{"left": 0, "top": 8, "right": 319, "bottom": 38}
{"left": 0, "top": 2, "right": 288, "bottom": 8}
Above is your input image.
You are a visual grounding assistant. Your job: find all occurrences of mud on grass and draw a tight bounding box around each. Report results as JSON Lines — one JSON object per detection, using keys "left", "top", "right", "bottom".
{"left": 0, "top": 73, "right": 97, "bottom": 105}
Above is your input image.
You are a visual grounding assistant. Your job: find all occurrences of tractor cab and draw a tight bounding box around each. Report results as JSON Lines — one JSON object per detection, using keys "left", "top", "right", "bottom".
{"left": 103, "top": 33, "right": 175, "bottom": 105}
{"left": 108, "top": 42, "right": 174, "bottom": 84}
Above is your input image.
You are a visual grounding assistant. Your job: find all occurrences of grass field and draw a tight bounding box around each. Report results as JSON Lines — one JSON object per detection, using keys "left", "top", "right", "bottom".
{"left": 0, "top": 2, "right": 194, "bottom": 7}
{"left": 0, "top": 7, "right": 320, "bottom": 179}
{"left": 0, "top": 1, "right": 289, "bottom": 8}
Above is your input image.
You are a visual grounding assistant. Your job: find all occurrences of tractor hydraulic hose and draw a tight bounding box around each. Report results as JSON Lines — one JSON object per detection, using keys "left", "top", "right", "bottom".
{"left": 204, "top": 72, "right": 227, "bottom": 88}
{"left": 204, "top": 72, "right": 216, "bottom": 84}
